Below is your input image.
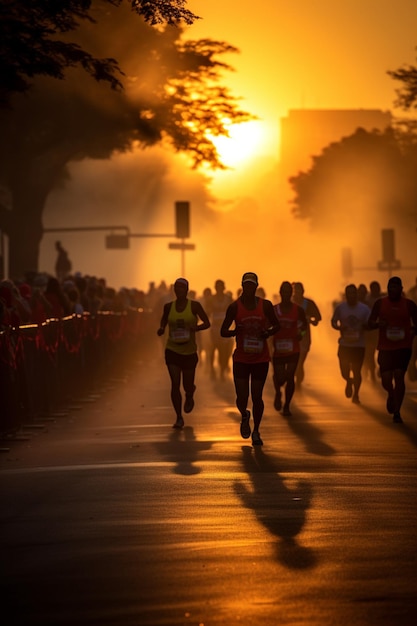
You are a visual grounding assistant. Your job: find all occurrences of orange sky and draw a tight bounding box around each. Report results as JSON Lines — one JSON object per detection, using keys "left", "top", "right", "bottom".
{"left": 40, "top": 2, "right": 417, "bottom": 299}
{"left": 186, "top": 0, "right": 417, "bottom": 193}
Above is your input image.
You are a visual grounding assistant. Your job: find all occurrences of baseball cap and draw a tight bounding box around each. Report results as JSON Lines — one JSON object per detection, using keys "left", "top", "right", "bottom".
{"left": 388, "top": 276, "right": 402, "bottom": 287}
{"left": 242, "top": 272, "right": 258, "bottom": 285}
{"left": 174, "top": 277, "right": 189, "bottom": 289}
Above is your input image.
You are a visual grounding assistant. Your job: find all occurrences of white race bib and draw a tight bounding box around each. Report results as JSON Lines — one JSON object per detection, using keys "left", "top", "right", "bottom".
{"left": 343, "top": 328, "right": 360, "bottom": 342}
{"left": 275, "top": 339, "right": 293, "bottom": 353}
{"left": 171, "top": 328, "right": 190, "bottom": 343}
{"left": 386, "top": 327, "right": 405, "bottom": 341}
{"left": 243, "top": 336, "right": 263, "bottom": 354}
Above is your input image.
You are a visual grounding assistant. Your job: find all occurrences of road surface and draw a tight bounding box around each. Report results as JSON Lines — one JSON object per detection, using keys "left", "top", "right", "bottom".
{"left": 1, "top": 329, "right": 416, "bottom": 626}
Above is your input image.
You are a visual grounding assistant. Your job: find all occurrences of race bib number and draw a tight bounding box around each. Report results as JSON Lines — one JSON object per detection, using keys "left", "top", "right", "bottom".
{"left": 243, "top": 336, "right": 263, "bottom": 354}
{"left": 343, "top": 328, "right": 360, "bottom": 342}
{"left": 171, "top": 328, "right": 190, "bottom": 343}
{"left": 275, "top": 339, "right": 293, "bottom": 353}
{"left": 386, "top": 327, "right": 405, "bottom": 341}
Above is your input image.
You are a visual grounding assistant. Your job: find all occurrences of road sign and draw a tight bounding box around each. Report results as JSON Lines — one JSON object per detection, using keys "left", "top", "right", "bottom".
{"left": 106, "top": 234, "right": 130, "bottom": 249}
{"left": 168, "top": 242, "right": 195, "bottom": 250}
{"left": 377, "top": 260, "right": 401, "bottom": 271}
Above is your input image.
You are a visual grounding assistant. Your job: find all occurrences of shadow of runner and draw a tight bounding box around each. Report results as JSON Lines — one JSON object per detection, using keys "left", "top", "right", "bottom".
{"left": 356, "top": 402, "right": 417, "bottom": 447}
{"left": 266, "top": 380, "right": 337, "bottom": 456}
{"left": 279, "top": 405, "right": 336, "bottom": 457}
{"left": 153, "top": 426, "right": 213, "bottom": 475}
{"left": 235, "top": 445, "right": 317, "bottom": 570}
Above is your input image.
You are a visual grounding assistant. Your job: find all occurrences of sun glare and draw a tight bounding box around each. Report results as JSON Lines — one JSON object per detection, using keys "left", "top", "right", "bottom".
{"left": 209, "top": 120, "right": 267, "bottom": 168}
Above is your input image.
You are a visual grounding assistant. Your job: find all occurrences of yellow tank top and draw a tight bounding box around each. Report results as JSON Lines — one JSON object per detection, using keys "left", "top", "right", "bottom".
{"left": 166, "top": 299, "right": 197, "bottom": 355}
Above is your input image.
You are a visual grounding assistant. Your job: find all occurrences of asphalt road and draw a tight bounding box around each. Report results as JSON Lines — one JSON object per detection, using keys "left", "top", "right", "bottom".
{"left": 1, "top": 332, "right": 417, "bottom": 626}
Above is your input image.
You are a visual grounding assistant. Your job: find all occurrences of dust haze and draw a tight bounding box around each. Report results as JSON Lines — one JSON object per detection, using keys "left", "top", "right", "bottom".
{"left": 37, "top": 1, "right": 417, "bottom": 323}
{"left": 40, "top": 139, "right": 417, "bottom": 327}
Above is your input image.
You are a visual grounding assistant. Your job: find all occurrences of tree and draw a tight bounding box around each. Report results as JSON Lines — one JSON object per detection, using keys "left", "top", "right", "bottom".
{"left": 289, "top": 52, "right": 417, "bottom": 236}
{"left": 288, "top": 127, "right": 417, "bottom": 234}
{"left": 388, "top": 48, "right": 417, "bottom": 112}
{"left": 0, "top": 2, "right": 253, "bottom": 278}
{"left": 0, "top": 0, "right": 199, "bottom": 106}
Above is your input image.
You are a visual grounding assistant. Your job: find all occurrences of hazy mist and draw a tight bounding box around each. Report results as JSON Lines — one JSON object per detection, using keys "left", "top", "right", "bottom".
{"left": 35, "top": 1, "right": 417, "bottom": 315}
{"left": 40, "top": 138, "right": 417, "bottom": 319}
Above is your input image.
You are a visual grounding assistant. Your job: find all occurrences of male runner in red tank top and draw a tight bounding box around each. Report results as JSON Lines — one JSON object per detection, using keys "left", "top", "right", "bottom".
{"left": 272, "top": 281, "right": 307, "bottom": 416}
{"left": 368, "top": 276, "right": 417, "bottom": 423}
{"left": 221, "top": 272, "right": 280, "bottom": 446}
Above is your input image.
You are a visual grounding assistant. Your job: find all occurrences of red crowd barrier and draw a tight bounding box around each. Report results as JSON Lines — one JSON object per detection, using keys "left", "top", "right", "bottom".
{"left": 0, "top": 309, "right": 156, "bottom": 435}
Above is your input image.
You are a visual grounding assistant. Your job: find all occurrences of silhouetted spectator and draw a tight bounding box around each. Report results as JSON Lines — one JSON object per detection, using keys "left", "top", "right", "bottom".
{"left": 66, "top": 285, "right": 84, "bottom": 315}
{"left": 55, "top": 241, "right": 72, "bottom": 281}
{"left": 74, "top": 273, "right": 89, "bottom": 311}
{"left": 17, "top": 282, "right": 33, "bottom": 320}
{"left": 44, "top": 276, "right": 72, "bottom": 319}
{"left": 30, "top": 274, "right": 53, "bottom": 324}
{"left": 0, "top": 279, "right": 31, "bottom": 326}
{"left": 85, "top": 279, "right": 103, "bottom": 315}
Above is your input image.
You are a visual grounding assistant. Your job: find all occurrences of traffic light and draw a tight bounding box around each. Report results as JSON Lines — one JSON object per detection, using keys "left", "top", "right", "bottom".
{"left": 381, "top": 229, "right": 395, "bottom": 262}
{"left": 175, "top": 201, "right": 190, "bottom": 238}
{"left": 341, "top": 247, "right": 352, "bottom": 278}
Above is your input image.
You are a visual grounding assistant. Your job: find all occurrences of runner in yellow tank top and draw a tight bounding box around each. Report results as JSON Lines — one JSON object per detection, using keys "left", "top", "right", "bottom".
{"left": 157, "top": 277, "right": 210, "bottom": 429}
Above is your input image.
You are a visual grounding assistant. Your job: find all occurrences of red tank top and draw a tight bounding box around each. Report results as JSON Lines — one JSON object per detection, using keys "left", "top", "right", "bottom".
{"left": 233, "top": 297, "right": 270, "bottom": 363}
{"left": 272, "top": 303, "right": 300, "bottom": 356}
{"left": 377, "top": 296, "right": 413, "bottom": 350}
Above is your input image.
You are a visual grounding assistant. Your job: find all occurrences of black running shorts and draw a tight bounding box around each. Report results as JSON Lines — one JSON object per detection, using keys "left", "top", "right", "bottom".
{"left": 377, "top": 348, "right": 412, "bottom": 373}
{"left": 233, "top": 360, "right": 269, "bottom": 382}
{"left": 165, "top": 348, "right": 198, "bottom": 369}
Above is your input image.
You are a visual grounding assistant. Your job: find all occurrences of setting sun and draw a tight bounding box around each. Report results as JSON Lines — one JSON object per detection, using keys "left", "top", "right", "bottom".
{"left": 208, "top": 120, "right": 268, "bottom": 168}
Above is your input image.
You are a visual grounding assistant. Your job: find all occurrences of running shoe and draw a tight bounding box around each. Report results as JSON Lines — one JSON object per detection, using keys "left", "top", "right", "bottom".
{"left": 240, "top": 410, "right": 251, "bottom": 439}
{"left": 251, "top": 431, "right": 263, "bottom": 446}
{"left": 173, "top": 417, "right": 184, "bottom": 429}
{"left": 274, "top": 391, "right": 282, "bottom": 411}
{"left": 352, "top": 394, "right": 360, "bottom": 404}
{"left": 184, "top": 394, "right": 194, "bottom": 414}
{"left": 282, "top": 406, "right": 292, "bottom": 417}
{"left": 393, "top": 412, "right": 403, "bottom": 424}
{"left": 386, "top": 394, "right": 395, "bottom": 414}
{"left": 345, "top": 378, "right": 353, "bottom": 398}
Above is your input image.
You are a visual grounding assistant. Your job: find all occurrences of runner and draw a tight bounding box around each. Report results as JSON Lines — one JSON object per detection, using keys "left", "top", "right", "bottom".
{"left": 291, "top": 282, "right": 322, "bottom": 388}
{"left": 271, "top": 281, "right": 308, "bottom": 416}
{"left": 331, "top": 284, "right": 370, "bottom": 404}
{"left": 207, "top": 279, "right": 234, "bottom": 380}
{"left": 367, "top": 276, "right": 417, "bottom": 423}
{"left": 220, "top": 272, "right": 280, "bottom": 446}
{"left": 157, "top": 278, "right": 210, "bottom": 429}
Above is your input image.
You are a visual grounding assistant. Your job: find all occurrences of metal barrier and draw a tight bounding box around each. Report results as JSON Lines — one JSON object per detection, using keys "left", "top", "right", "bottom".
{"left": 0, "top": 309, "right": 155, "bottom": 435}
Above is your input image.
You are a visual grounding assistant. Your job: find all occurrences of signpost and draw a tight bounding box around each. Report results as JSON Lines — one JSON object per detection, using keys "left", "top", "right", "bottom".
{"left": 168, "top": 241, "right": 195, "bottom": 276}
{"left": 44, "top": 201, "right": 196, "bottom": 275}
{"left": 341, "top": 228, "right": 416, "bottom": 280}
{"left": 168, "top": 243, "right": 196, "bottom": 250}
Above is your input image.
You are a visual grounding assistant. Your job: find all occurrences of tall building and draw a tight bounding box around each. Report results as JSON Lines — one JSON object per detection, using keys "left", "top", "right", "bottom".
{"left": 279, "top": 108, "right": 393, "bottom": 185}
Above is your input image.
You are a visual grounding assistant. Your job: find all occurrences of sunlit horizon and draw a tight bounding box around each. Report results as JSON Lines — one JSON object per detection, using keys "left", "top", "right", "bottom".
{"left": 37, "top": 0, "right": 417, "bottom": 303}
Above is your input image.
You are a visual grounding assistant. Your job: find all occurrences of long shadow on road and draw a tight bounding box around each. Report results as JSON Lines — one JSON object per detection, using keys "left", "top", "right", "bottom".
{"left": 209, "top": 371, "right": 337, "bottom": 457}
{"left": 356, "top": 402, "right": 417, "bottom": 448}
{"left": 152, "top": 426, "right": 214, "bottom": 475}
{"left": 235, "top": 445, "right": 318, "bottom": 570}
